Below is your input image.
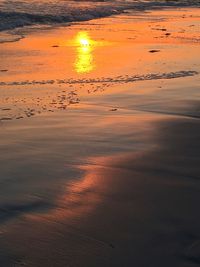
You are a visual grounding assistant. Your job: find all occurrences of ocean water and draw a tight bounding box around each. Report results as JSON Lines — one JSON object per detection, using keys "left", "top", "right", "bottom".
{"left": 0, "top": 0, "right": 199, "bottom": 31}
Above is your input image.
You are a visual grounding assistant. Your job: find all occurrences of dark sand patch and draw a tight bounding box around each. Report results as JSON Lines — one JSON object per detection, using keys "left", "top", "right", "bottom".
{"left": 0, "top": 103, "right": 199, "bottom": 266}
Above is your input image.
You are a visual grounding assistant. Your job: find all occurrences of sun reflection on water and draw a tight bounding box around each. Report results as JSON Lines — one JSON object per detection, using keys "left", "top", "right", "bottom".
{"left": 75, "top": 31, "right": 95, "bottom": 74}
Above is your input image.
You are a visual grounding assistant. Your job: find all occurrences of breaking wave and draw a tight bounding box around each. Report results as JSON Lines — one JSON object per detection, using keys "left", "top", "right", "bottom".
{"left": 0, "top": 0, "right": 200, "bottom": 31}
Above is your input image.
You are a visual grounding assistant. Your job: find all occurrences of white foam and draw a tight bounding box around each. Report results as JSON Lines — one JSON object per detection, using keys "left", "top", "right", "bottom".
{"left": 0, "top": 71, "right": 198, "bottom": 87}
{"left": 0, "top": 0, "right": 199, "bottom": 31}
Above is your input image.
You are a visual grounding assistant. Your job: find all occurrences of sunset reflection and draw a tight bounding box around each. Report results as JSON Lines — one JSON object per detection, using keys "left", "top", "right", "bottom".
{"left": 75, "top": 32, "right": 95, "bottom": 74}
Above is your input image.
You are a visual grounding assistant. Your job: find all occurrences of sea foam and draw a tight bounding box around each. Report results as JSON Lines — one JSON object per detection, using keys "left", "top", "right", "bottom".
{"left": 0, "top": 0, "right": 199, "bottom": 31}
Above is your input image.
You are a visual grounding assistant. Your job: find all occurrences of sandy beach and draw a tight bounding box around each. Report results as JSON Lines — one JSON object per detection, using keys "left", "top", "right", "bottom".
{"left": 0, "top": 5, "right": 200, "bottom": 266}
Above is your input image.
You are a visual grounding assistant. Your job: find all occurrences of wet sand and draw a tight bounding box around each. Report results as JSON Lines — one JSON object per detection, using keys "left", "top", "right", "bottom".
{"left": 0, "top": 8, "right": 200, "bottom": 267}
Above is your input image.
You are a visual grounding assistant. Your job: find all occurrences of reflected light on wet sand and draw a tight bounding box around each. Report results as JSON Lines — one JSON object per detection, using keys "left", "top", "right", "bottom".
{"left": 26, "top": 162, "right": 104, "bottom": 224}
{"left": 75, "top": 32, "right": 95, "bottom": 74}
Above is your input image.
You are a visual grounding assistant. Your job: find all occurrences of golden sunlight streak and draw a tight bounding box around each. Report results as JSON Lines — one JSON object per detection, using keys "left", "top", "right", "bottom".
{"left": 75, "top": 31, "right": 95, "bottom": 74}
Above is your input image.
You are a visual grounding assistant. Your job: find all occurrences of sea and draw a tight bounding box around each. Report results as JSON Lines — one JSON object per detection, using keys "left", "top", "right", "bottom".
{"left": 0, "top": 0, "right": 199, "bottom": 31}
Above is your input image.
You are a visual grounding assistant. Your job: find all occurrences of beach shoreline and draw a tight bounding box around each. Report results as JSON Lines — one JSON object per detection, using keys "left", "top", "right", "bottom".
{"left": 0, "top": 6, "right": 200, "bottom": 267}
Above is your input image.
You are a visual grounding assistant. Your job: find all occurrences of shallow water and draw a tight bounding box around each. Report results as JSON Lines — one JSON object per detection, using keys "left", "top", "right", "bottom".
{"left": 1, "top": 8, "right": 200, "bottom": 120}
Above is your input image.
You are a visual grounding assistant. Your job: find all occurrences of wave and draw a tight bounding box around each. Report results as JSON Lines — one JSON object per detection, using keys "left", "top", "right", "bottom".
{"left": 0, "top": 0, "right": 200, "bottom": 31}
{"left": 0, "top": 70, "right": 198, "bottom": 86}
{"left": 0, "top": 6, "right": 121, "bottom": 31}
